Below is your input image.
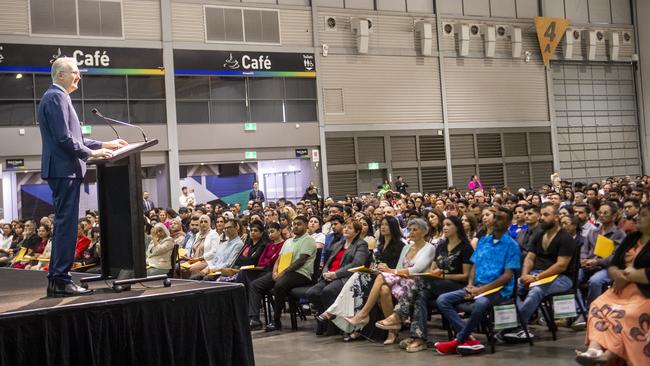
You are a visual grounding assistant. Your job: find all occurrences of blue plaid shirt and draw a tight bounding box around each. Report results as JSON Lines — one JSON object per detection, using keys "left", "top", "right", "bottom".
{"left": 470, "top": 233, "right": 521, "bottom": 298}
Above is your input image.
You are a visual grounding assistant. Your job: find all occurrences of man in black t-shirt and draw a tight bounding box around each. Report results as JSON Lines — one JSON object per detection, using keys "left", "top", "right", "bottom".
{"left": 502, "top": 202, "right": 576, "bottom": 340}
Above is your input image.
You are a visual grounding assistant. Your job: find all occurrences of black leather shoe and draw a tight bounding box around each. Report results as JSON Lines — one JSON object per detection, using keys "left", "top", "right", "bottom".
{"left": 249, "top": 319, "right": 263, "bottom": 331}
{"left": 47, "top": 280, "right": 94, "bottom": 297}
{"left": 265, "top": 321, "right": 282, "bottom": 332}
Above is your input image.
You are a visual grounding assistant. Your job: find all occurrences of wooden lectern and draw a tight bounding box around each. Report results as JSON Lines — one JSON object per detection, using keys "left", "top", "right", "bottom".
{"left": 83, "top": 139, "right": 169, "bottom": 290}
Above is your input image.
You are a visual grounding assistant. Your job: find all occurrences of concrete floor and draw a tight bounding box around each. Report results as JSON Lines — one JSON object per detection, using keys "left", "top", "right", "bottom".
{"left": 252, "top": 318, "right": 585, "bottom": 366}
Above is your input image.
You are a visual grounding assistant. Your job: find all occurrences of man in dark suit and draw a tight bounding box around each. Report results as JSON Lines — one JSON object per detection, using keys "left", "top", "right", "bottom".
{"left": 143, "top": 191, "right": 155, "bottom": 212}
{"left": 249, "top": 181, "right": 265, "bottom": 203}
{"left": 38, "top": 57, "right": 127, "bottom": 297}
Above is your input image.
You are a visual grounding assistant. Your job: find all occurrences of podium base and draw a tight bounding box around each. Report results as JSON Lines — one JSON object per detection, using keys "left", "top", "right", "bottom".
{"left": 80, "top": 274, "right": 171, "bottom": 292}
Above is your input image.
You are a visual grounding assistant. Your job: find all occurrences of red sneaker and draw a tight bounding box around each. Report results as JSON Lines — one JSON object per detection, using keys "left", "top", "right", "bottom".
{"left": 434, "top": 339, "right": 459, "bottom": 355}
{"left": 456, "top": 340, "right": 485, "bottom": 356}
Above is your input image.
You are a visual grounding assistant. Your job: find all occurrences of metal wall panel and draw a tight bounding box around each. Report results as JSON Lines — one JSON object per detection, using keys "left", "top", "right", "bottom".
{"left": 565, "top": 0, "right": 590, "bottom": 23}
{"left": 124, "top": 0, "right": 161, "bottom": 41}
{"left": 345, "top": 0, "right": 375, "bottom": 10}
{"left": 358, "top": 137, "right": 386, "bottom": 163}
{"left": 529, "top": 132, "right": 553, "bottom": 155}
{"left": 318, "top": 12, "right": 438, "bottom": 51}
{"left": 444, "top": 58, "right": 549, "bottom": 123}
{"left": 463, "top": 0, "right": 491, "bottom": 16}
{"left": 316, "top": 0, "right": 345, "bottom": 7}
{"left": 503, "top": 133, "right": 528, "bottom": 156}
{"left": 421, "top": 166, "right": 448, "bottom": 193}
{"left": 450, "top": 135, "right": 475, "bottom": 160}
{"left": 320, "top": 55, "right": 443, "bottom": 124}
{"left": 377, "top": 0, "right": 407, "bottom": 12}
{"left": 610, "top": 0, "right": 632, "bottom": 24}
{"left": 476, "top": 134, "right": 502, "bottom": 158}
{"left": 359, "top": 169, "right": 387, "bottom": 193}
{"left": 172, "top": 2, "right": 204, "bottom": 42}
{"left": 419, "top": 135, "right": 446, "bottom": 161}
{"left": 541, "top": 0, "right": 567, "bottom": 18}
{"left": 391, "top": 136, "right": 418, "bottom": 162}
{"left": 516, "top": 0, "right": 540, "bottom": 18}
{"left": 553, "top": 63, "right": 641, "bottom": 181}
{"left": 437, "top": 0, "right": 464, "bottom": 14}
{"left": 326, "top": 137, "right": 356, "bottom": 165}
{"left": 280, "top": 9, "right": 313, "bottom": 47}
{"left": 479, "top": 164, "right": 505, "bottom": 188}
{"left": 329, "top": 171, "right": 357, "bottom": 199}
{"left": 588, "top": 0, "right": 612, "bottom": 23}
{"left": 531, "top": 161, "right": 553, "bottom": 188}
{"left": 490, "top": 0, "right": 517, "bottom": 18}
{"left": 0, "top": 0, "right": 28, "bottom": 34}
{"left": 506, "top": 162, "right": 531, "bottom": 188}
{"left": 452, "top": 165, "right": 477, "bottom": 188}
{"left": 406, "top": 0, "right": 434, "bottom": 13}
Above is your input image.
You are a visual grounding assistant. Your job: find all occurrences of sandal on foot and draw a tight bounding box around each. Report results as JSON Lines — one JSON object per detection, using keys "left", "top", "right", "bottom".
{"left": 375, "top": 319, "right": 402, "bottom": 330}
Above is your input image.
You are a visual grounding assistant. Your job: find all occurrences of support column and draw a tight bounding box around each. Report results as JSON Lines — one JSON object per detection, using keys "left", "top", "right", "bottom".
{"left": 634, "top": 0, "right": 650, "bottom": 174}
{"left": 161, "top": 0, "right": 181, "bottom": 210}
{"left": 435, "top": 4, "right": 454, "bottom": 187}
{"left": 311, "top": 3, "right": 328, "bottom": 197}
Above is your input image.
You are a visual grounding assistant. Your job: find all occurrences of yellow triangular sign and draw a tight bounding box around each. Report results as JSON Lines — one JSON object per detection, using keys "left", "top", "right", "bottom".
{"left": 534, "top": 16, "right": 571, "bottom": 66}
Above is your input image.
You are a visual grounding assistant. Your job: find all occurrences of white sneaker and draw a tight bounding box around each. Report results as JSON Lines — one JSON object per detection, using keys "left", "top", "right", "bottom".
{"left": 571, "top": 315, "right": 587, "bottom": 331}
{"left": 502, "top": 329, "right": 534, "bottom": 341}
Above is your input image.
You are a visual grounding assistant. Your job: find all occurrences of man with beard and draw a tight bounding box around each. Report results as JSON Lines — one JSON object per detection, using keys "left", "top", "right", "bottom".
{"left": 501, "top": 202, "right": 576, "bottom": 340}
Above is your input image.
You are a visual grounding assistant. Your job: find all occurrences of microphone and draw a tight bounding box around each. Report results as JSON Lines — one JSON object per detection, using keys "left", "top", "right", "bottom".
{"left": 90, "top": 108, "right": 120, "bottom": 139}
{"left": 91, "top": 108, "right": 148, "bottom": 142}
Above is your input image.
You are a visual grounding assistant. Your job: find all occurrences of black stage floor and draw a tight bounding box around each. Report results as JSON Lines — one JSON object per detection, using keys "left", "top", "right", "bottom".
{"left": 0, "top": 268, "right": 254, "bottom": 366}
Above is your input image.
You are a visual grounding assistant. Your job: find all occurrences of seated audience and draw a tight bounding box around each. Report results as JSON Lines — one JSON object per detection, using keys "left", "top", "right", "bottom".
{"left": 146, "top": 223, "right": 175, "bottom": 276}
{"left": 217, "top": 220, "right": 268, "bottom": 282}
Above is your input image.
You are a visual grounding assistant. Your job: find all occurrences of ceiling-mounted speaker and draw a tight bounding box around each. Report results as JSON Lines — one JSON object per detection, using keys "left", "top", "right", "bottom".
{"left": 415, "top": 21, "right": 433, "bottom": 56}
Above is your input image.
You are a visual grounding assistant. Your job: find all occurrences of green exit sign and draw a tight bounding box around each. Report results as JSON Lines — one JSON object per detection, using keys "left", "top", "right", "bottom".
{"left": 81, "top": 125, "right": 92, "bottom": 135}
{"left": 244, "top": 122, "right": 257, "bottom": 131}
{"left": 245, "top": 151, "right": 257, "bottom": 159}
{"left": 368, "top": 162, "right": 379, "bottom": 170}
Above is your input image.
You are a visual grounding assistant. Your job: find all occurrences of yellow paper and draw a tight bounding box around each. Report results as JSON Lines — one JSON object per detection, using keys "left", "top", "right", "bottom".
{"left": 180, "top": 262, "right": 191, "bottom": 269}
{"left": 178, "top": 248, "right": 187, "bottom": 257}
{"left": 277, "top": 252, "right": 293, "bottom": 272}
{"left": 208, "top": 271, "right": 222, "bottom": 276}
{"left": 594, "top": 235, "right": 615, "bottom": 258}
{"left": 12, "top": 247, "right": 27, "bottom": 264}
{"left": 529, "top": 274, "right": 558, "bottom": 287}
{"left": 348, "top": 266, "right": 371, "bottom": 273}
{"left": 239, "top": 265, "right": 255, "bottom": 270}
{"left": 474, "top": 286, "right": 504, "bottom": 299}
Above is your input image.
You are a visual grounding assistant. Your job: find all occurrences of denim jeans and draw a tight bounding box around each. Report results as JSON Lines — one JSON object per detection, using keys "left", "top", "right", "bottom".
{"left": 516, "top": 270, "right": 573, "bottom": 323}
{"left": 575, "top": 268, "right": 610, "bottom": 311}
{"left": 436, "top": 288, "right": 505, "bottom": 343}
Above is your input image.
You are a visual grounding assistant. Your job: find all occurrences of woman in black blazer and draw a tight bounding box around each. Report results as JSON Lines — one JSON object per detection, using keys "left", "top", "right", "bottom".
{"left": 306, "top": 219, "right": 370, "bottom": 328}
{"left": 576, "top": 204, "right": 650, "bottom": 366}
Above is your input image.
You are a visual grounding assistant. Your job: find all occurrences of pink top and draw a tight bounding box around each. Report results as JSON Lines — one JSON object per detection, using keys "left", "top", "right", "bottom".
{"left": 257, "top": 241, "right": 285, "bottom": 269}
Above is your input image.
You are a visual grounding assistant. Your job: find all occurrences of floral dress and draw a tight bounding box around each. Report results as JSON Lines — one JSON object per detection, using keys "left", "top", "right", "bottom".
{"left": 586, "top": 243, "right": 650, "bottom": 366}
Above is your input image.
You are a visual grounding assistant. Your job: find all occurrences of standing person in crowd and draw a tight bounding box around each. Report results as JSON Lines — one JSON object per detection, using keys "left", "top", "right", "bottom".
{"left": 179, "top": 186, "right": 195, "bottom": 208}
{"left": 143, "top": 191, "right": 155, "bottom": 213}
{"left": 248, "top": 215, "right": 316, "bottom": 332}
{"left": 468, "top": 175, "right": 484, "bottom": 192}
{"left": 395, "top": 176, "right": 408, "bottom": 195}
{"left": 501, "top": 202, "right": 577, "bottom": 340}
{"left": 38, "top": 57, "right": 127, "bottom": 297}
{"left": 435, "top": 208, "right": 521, "bottom": 355}
{"left": 576, "top": 204, "right": 650, "bottom": 366}
{"left": 249, "top": 182, "right": 265, "bottom": 204}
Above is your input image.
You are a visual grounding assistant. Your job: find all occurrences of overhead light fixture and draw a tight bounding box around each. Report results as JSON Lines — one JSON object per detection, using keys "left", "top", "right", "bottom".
{"left": 16, "top": 74, "right": 23, "bottom": 79}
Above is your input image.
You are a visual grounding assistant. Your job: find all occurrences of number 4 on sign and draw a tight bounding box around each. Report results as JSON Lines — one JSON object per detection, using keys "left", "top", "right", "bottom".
{"left": 534, "top": 16, "right": 571, "bottom": 66}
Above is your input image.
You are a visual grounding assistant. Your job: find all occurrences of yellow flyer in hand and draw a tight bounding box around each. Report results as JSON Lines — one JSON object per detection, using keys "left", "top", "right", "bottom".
{"left": 529, "top": 274, "right": 558, "bottom": 287}
{"left": 239, "top": 265, "right": 256, "bottom": 270}
{"left": 594, "top": 235, "right": 615, "bottom": 258}
{"left": 277, "top": 252, "right": 293, "bottom": 272}
{"left": 474, "top": 286, "right": 504, "bottom": 299}
{"left": 348, "top": 266, "right": 371, "bottom": 273}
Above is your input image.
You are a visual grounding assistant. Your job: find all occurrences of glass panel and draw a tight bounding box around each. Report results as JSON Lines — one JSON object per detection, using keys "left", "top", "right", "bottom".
{"left": 248, "top": 78, "right": 284, "bottom": 99}
{"left": 31, "top": 0, "right": 77, "bottom": 35}
{"left": 205, "top": 7, "right": 226, "bottom": 41}
{"left": 224, "top": 8, "right": 244, "bottom": 42}
{"left": 99, "top": 1, "right": 122, "bottom": 37}
{"left": 285, "top": 100, "right": 317, "bottom": 122}
{"left": 177, "top": 101, "right": 209, "bottom": 124}
{"left": 243, "top": 10, "right": 262, "bottom": 43}
{"left": 210, "top": 77, "right": 245, "bottom": 100}
{"left": 84, "top": 101, "right": 128, "bottom": 124}
{"left": 0, "top": 74, "right": 34, "bottom": 99}
{"left": 129, "top": 101, "right": 166, "bottom": 124}
{"left": 35, "top": 74, "right": 54, "bottom": 98}
{"left": 284, "top": 78, "right": 316, "bottom": 99}
{"left": 250, "top": 100, "right": 283, "bottom": 122}
{"left": 73, "top": 101, "right": 84, "bottom": 122}
{"left": 0, "top": 102, "right": 35, "bottom": 126}
{"left": 128, "top": 76, "right": 165, "bottom": 99}
{"left": 261, "top": 10, "right": 280, "bottom": 43}
{"left": 78, "top": 0, "right": 101, "bottom": 36}
{"left": 83, "top": 76, "right": 127, "bottom": 99}
{"left": 175, "top": 77, "right": 210, "bottom": 99}
{"left": 210, "top": 101, "right": 247, "bottom": 123}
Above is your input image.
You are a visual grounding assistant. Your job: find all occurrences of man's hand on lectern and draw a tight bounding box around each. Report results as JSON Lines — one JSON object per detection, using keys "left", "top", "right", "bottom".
{"left": 90, "top": 148, "right": 114, "bottom": 159}
{"left": 103, "top": 139, "right": 129, "bottom": 150}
